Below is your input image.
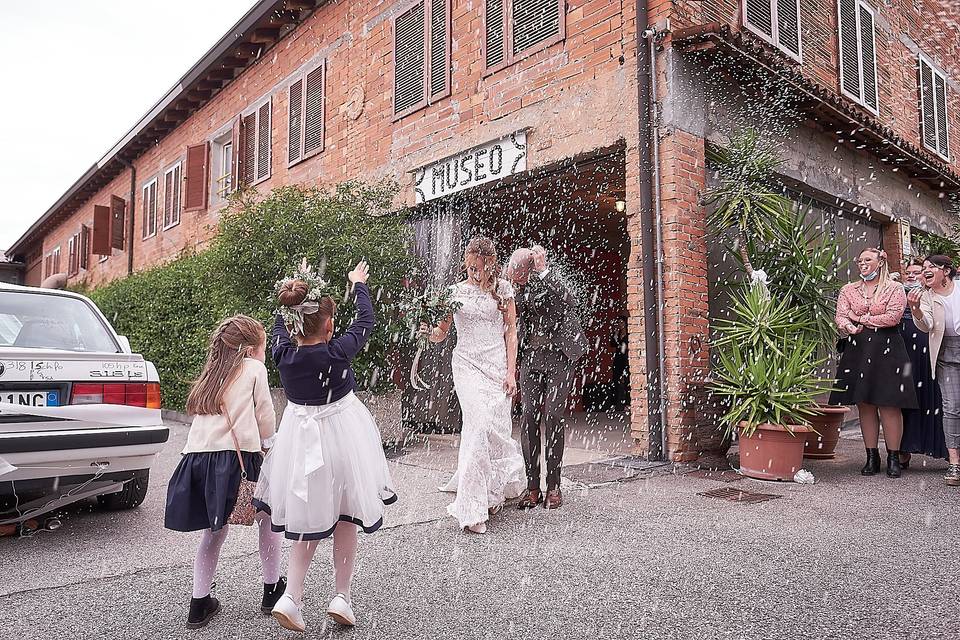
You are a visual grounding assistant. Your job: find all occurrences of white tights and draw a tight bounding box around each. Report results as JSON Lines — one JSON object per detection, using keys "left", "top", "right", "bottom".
{"left": 286, "top": 521, "right": 358, "bottom": 605}
{"left": 191, "top": 512, "right": 282, "bottom": 598}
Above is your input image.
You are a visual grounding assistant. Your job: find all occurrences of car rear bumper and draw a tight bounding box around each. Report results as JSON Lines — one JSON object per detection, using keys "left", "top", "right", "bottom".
{"left": 0, "top": 425, "right": 169, "bottom": 484}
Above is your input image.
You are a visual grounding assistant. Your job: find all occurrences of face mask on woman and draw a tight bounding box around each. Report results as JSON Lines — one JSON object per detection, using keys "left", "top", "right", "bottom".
{"left": 861, "top": 270, "right": 880, "bottom": 282}
{"left": 903, "top": 280, "right": 922, "bottom": 291}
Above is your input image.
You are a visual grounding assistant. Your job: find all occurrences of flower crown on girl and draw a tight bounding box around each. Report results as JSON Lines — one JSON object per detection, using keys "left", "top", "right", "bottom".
{"left": 275, "top": 258, "right": 338, "bottom": 337}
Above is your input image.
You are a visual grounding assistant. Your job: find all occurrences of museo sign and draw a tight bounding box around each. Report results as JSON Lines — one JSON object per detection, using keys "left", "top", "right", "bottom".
{"left": 413, "top": 131, "right": 527, "bottom": 203}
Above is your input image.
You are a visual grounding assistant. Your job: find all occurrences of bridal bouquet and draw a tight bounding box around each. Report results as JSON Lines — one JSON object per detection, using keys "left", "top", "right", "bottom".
{"left": 403, "top": 285, "right": 462, "bottom": 390}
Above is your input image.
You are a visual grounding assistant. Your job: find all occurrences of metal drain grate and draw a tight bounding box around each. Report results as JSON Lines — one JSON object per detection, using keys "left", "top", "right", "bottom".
{"left": 698, "top": 487, "right": 782, "bottom": 504}
{"left": 685, "top": 469, "right": 745, "bottom": 483}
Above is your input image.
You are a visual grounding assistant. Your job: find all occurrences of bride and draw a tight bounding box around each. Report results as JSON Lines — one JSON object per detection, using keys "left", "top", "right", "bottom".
{"left": 421, "top": 236, "right": 525, "bottom": 534}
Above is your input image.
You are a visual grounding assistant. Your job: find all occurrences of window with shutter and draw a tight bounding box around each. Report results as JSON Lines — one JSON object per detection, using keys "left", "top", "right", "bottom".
{"left": 110, "top": 195, "right": 126, "bottom": 250}
{"left": 742, "top": 0, "right": 801, "bottom": 60}
{"left": 238, "top": 100, "right": 271, "bottom": 185}
{"left": 288, "top": 62, "right": 326, "bottom": 166}
{"left": 67, "top": 235, "right": 78, "bottom": 276}
{"left": 393, "top": 0, "right": 450, "bottom": 119}
{"left": 163, "top": 162, "right": 183, "bottom": 229}
{"left": 92, "top": 205, "right": 112, "bottom": 256}
{"left": 838, "top": 0, "right": 879, "bottom": 114}
{"left": 52, "top": 247, "right": 60, "bottom": 274}
{"left": 183, "top": 143, "right": 209, "bottom": 211}
{"left": 142, "top": 178, "right": 158, "bottom": 239}
{"left": 44, "top": 255, "right": 51, "bottom": 278}
{"left": 257, "top": 102, "right": 271, "bottom": 181}
{"left": 484, "top": 0, "right": 565, "bottom": 73}
{"left": 919, "top": 55, "right": 950, "bottom": 160}
{"left": 288, "top": 78, "right": 303, "bottom": 165}
{"left": 80, "top": 225, "right": 90, "bottom": 270}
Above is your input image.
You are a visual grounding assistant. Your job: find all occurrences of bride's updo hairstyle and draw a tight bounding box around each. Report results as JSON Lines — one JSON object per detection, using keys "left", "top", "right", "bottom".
{"left": 277, "top": 278, "right": 337, "bottom": 342}
{"left": 463, "top": 236, "right": 506, "bottom": 312}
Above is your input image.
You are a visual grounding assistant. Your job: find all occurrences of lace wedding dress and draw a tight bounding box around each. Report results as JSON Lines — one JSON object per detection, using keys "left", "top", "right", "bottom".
{"left": 441, "top": 278, "right": 525, "bottom": 528}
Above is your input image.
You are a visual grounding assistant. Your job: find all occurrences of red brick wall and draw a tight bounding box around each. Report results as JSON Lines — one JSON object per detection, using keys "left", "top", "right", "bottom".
{"left": 671, "top": 0, "right": 960, "bottom": 170}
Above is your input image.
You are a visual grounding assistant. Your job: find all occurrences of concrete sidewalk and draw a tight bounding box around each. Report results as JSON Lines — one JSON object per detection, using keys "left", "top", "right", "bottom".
{"left": 1, "top": 419, "right": 957, "bottom": 639}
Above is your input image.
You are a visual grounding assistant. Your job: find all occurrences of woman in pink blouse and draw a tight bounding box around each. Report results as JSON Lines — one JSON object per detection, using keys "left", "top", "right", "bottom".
{"left": 830, "top": 248, "right": 917, "bottom": 478}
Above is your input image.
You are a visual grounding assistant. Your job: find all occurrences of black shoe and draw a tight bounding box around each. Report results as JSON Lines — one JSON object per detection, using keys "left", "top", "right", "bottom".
{"left": 899, "top": 452, "right": 911, "bottom": 469}
{"left": 186, "top": 595, "right": 221, "bottom": 629}
{"left": 887, "top": 450, "right": 902, "bottom": 478}
{"left": 261, "top": 577, "right": 287, "bottom": 614}
{"left": 861, "top": 448, "right": 881, "bottom": 476}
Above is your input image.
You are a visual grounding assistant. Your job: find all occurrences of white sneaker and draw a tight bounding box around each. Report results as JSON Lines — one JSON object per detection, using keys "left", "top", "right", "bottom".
{"left": 327, "top": 593, "right": 356, "bottom": 626}
{"left": 272, "top": 593, "right": 306, "bottom": 632}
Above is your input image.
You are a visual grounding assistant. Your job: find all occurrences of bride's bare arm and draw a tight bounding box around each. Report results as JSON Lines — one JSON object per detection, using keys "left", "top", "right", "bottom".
{"left": 503, "top": 299, "right": 518, "bottom": 395}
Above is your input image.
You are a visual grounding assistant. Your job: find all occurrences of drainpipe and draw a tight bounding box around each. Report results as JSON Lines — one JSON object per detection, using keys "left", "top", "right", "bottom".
{"left": 121, "top": 159, "right": 136, "bottom": 275}
{"left": 636, "top": 0, "right": 667, "bottom": 461}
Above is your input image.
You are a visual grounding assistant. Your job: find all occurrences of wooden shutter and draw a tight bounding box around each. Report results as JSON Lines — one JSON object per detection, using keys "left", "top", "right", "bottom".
{"left": 485, "top": 0, "right": 506, "bottom": 68}
{"left": 512, "top": 0, "right": 563, "bottom": 56}
{"left": 93, "top": 205, "right": 112, "bottom": 255}
{"left": 775, "top": 0, "right": 800, "bottom": 57}
{"left": 858, "top": 3, "right": 877, "bottom": 111}
{"left": 288, "top": 78, "right": 304, "bottom": 165}
{"left": 67, "top": 235, "right": 78, "bottom": 276}
{"left": 394, "top": 2, "right": 427, "bottom": 116}
{"left": 44, "top": 255, "right": 52, "bottom": 278}
{"left": 934, "top": 73, "right": 949, "bottom": 158}
{"left": 303, "top": 64, "right": 325, "bottom": 157}
{"left": 80, "top": 225, "right": 90, "bottom": 270}
{"left": 53, "top": 248, "right": 60, "bottom": 273}
{"left": 241, "top": 112, "right": 256, "bottom": 185}
{"left": 184, "top": 143, "right": 209, "bottom": 211}
{"left": 429, "top": 0, "right": 450, "bottom": 99}
{"left": 920, "top": 58, "right": 939, "bottom": 151}
{"left": 110, "top": 195, "right": 126, "bottom": 250}
{"left": 744, "top": 0, "right": 773, "bottom": 38}
{"left": 231, "top": 115, "right": 244, "bottom": 190}
{"left": 838, "top": 0, "right": 861, "bottom": 101}
{"left": 142, "top": 180, "right": 157, "bottom": 238}
{"left": 256, "top": 102, "right": 271, "bottom": 181}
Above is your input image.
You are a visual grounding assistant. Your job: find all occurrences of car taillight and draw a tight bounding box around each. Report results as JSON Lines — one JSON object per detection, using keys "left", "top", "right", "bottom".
{"left": 71, "top": 382, "right": 162, "bottom": 409}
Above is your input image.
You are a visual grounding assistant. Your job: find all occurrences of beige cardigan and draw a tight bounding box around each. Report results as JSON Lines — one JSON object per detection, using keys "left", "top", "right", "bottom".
{"left": 182, "top": 358, "right": 277, "bottom": 454}
{"left": 911, "top": 289, "right": 946, "bottom": 379}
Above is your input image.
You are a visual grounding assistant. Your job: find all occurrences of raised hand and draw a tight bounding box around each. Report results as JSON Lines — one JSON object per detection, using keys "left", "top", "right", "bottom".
{"left": 348, "top": 260, "right": 369, "bottom": 285}
{"left": 907, "top": 288, "right": 922, "bottom": 310}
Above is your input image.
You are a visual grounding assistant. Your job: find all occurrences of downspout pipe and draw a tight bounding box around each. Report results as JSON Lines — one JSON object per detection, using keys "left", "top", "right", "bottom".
{"left": 636, "top": 0, "right": 665, "bottom": 460}
{"left": 120, "top": 159, "right": 136, "bottom": 275}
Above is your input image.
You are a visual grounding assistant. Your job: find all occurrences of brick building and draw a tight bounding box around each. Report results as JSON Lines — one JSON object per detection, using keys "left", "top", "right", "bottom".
{"left": 7, "top": 0, "right": 959, "bottom": 461}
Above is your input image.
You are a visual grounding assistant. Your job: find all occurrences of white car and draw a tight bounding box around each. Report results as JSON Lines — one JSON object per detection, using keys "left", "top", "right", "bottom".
{"left": 0, "top": 283, "right": 169, "bottom": 525}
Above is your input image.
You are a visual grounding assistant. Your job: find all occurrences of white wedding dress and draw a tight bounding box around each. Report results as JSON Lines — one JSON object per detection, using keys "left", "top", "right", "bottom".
{"left": 441, "top": 278, "right": 525, "bottom": 528}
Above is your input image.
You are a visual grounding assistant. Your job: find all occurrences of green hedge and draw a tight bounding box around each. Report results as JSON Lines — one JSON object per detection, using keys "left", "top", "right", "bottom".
{"left": 83, "top": 182, "right": 418, "bottom": 412}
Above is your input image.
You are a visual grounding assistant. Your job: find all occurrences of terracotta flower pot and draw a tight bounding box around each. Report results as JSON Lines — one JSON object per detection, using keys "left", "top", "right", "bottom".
{"left": 803, "top": 405, "right": 850, "bottom": 460}
{"left": 737, "top": 422, "right": 811, "bottom": 481}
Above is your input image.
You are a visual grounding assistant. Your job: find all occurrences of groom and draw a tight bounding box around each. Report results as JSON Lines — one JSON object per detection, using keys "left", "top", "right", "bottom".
{"left": 507, "top": 246, "right": 587, "bottom": 510}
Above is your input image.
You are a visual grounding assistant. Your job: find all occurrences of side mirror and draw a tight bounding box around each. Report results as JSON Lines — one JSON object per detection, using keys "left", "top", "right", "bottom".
{"left": 117, "top": 335, "right": 131, "bottom": 353}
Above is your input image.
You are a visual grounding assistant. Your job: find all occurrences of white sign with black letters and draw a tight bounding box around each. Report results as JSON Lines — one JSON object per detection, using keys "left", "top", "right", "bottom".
{"left": 413, "top": 131, "right": 527, "bottom": 203}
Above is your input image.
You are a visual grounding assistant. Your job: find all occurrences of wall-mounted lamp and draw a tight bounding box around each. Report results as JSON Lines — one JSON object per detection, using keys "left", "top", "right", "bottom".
{"left": 615, "top": 199, "right": 626, "bottom": 213}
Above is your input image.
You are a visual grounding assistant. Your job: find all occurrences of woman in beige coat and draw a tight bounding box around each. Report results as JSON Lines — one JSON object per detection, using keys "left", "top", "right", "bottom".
{"left": 907, "top": 254, "right": 960, "bottom": 486}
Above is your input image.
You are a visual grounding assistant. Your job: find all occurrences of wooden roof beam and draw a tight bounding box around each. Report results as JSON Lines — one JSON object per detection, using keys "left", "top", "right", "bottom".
{"left": 249, "top": 28, "right": 281, "bottom": 44}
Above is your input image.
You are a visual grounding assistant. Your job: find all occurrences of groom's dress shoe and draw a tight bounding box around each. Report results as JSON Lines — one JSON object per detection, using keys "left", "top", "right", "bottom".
{"left": 517, "top": 489, "right": 542, "bottom": 509}
{"left": 544, "top": 489, "right": 562, "bottom": 509}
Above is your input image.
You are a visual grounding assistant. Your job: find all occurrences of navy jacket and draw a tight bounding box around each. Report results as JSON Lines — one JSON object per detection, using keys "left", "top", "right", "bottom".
{"left": 272, "top": 283, "right": 374, "bottom": 405}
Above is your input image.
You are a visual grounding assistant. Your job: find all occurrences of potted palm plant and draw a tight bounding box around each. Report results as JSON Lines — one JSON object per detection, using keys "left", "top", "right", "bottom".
{"left": 706, "top": 129, "right": 843, "bottom": 477}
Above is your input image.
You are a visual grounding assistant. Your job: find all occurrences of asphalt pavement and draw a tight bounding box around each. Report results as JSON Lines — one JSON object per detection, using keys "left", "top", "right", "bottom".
{"left": 1, "top": 418, "right": 957, "bottom": 640}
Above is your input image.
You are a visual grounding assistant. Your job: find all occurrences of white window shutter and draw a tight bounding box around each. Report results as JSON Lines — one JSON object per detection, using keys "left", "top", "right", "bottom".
{"left": 920, "top": 58, "right": 938, "bottom": 151}
{"left": 745, "top": 0, "right": 773, "bottom": 38}
{"left": 838, "top": 0, "right": 862, "bottom": 101}
{"left": 934, "top": 73, "right": 949, "bottom": 157}
{"left": 858, "top": 4, "right": 878, "bottom": 111}
{"left": 776, "top": 0, "right": 800, "bottom": 56}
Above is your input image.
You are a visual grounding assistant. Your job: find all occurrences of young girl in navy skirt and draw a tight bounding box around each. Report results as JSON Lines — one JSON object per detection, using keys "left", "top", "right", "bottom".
{"left": 255, "top": 260, "right": 396, "bottom": 632}
{"left": 164, "top": 315, "right": 285, "bottom": 629}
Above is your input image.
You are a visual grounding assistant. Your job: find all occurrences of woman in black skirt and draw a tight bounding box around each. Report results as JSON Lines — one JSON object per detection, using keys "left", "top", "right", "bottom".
{"left": 899, "top": 258, "right": 948, "bottom": 466}
{"left": 830, "top": 248, "right": 918, "bottom": 478}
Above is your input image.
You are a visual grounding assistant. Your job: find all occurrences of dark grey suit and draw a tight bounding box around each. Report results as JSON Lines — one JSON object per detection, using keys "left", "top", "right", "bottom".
{"left": 514, "top": 269, "right": 588, "bottom": 491}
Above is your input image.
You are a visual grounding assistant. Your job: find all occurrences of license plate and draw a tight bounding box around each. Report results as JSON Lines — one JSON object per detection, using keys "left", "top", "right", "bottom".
{"left": 0, "top": 391, "right": 60, "bottom": 407}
